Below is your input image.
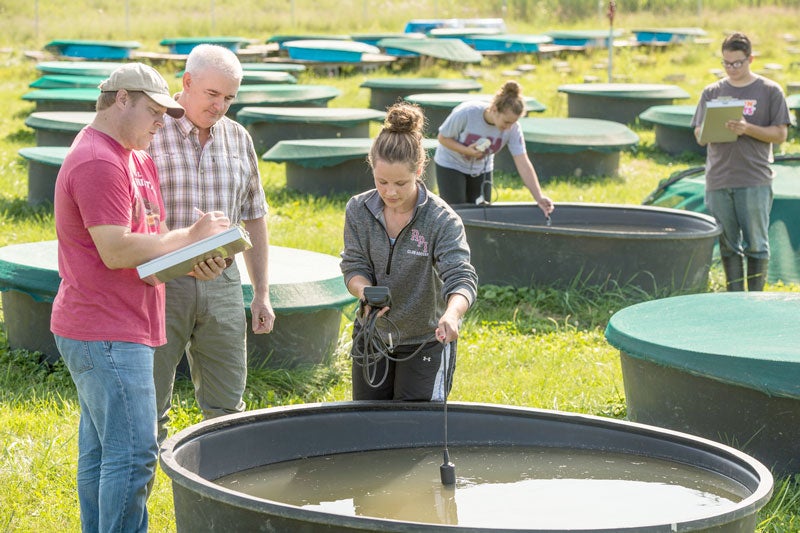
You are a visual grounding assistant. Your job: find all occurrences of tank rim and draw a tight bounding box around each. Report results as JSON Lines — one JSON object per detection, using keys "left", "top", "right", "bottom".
{"left": 160, "top": 401, "right": 773, "bottom": 533}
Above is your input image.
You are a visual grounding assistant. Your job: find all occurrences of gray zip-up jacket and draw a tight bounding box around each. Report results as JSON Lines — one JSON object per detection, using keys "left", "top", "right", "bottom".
{"left": 340, "top": 185, "right": 478, "bottom": 347}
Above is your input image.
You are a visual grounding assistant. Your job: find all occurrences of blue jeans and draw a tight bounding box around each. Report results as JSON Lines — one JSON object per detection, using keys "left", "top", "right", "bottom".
{"left": 55, "top": 336, "right": 158, "bottom": 533}
{"left": 706, "top": 185, "right": 772, "bottom": 260}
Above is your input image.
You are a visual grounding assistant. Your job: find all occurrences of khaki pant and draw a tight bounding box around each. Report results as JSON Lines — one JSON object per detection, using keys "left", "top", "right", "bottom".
{"left": 153, "top": 265, "right": 247, "bottom": 443}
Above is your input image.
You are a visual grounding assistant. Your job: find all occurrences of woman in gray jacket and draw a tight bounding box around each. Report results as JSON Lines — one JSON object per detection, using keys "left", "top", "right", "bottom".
{"left": 340, "top": 102, "right": 478, "bottom": 401}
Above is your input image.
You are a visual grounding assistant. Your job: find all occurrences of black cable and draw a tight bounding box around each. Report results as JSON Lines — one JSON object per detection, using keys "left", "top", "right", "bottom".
{"left": 350, "top": 306, "right": 437, "bottom": 389}
{"left": 439, "top": 340, "right": 456, "bottom": 484}
{"left": 478, "top": 171, "right": 493, "bottom": 204}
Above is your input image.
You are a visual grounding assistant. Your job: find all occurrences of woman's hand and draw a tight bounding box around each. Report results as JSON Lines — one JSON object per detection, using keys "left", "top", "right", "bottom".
{"left": 435, "top": 293, "right": 470, "bottom": 344}
{"left": 435, "top": 312, "right": 461, "bottom": 344}
{"left": 536, "top": 196, "right": 555, "bottom": 216}
{"left": 360, "top": 302, "right": 390, "bottom": 321}
{"left": 466, "top": 141, "right": 489, "bottom": 159}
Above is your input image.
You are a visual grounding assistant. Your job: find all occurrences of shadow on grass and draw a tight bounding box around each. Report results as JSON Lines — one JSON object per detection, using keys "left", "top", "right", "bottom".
{"left": 170, "top": 347, "right": 349, "bottom": 414}
{"left": 626, "top": 122, "right": 707, "bottom": 166}
{"left": 12, "top": 108, "right": 32, "bottom": 121}
{"left": 0, "top": 196, "right": 53, "bottom": 222}
{"left": 0, "top": 335, "right": 74, "bottom": 398}
{"left": 5, "top": 127, "right": 34, "bottom": 145}
{"left": 470, "top": 271, "right": 705, "bottom": 333}
{"left": 633, "top": 141, "right": 706, "bottom": 167}
{"left": 494, "top": 169, "right": 626, "bottom": 190}
{"left": 263, "top": 180, "right": 352, "bottom": 207}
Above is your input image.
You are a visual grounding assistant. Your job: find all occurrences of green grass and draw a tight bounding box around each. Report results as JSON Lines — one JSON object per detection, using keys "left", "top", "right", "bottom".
{"left": 2, "top": 3, "right": 800, "bottom": 532}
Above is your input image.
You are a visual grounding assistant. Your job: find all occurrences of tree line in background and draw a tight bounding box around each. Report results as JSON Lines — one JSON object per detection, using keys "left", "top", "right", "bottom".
{"left": 502, "top": 0, "right": 800, "bottom": 21}
{"left": 2, "top": 0, "right": 799, "bottom": 49}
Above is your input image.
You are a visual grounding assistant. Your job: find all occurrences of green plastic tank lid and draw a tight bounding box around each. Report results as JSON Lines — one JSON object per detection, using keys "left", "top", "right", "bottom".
{"left": 631, "top": 27, "right": 707, "bottom": 36}
{"left": 557, "top": 83, "right": 691, "bottom": 99}
{"left": 240, "top": 71, "right": 296, "bottom": 84}
{"left": 267, "top": 34, "right": 351, "bottom": 44}
{"left": 666, "top": 159, "right": 800, "bottom": 199}
{"left": 22, "top": 88, "right": 101, "bottom": 102}
{"left": 25, "top": 111, "right": 96, "bottom": 132}
{"left": 175, "top": 69, "right": 296, "bottom": 83}
{"left": 18, "top": 146, "right": 69, "bottom": 166}
{"left": 36, "top": 61, "right": 127, "bottom": 76}
{"left": 639, "top": 105, "right": 697, "bottom": 129}
{"left": 404, "top": 92, "right": 545, "bottom": 112}
{"left": 518, "top": 117, "right": 639, "bottom": 152}
{"left": 159, "top": 36, "right": 249, "bottom": 45}
{"left": 352, "top": 32, "right": 426, "bottom": 41}
{"left": 360, "top": 77, "right": 482, "bottom": 90}
{"left": 282, "top": 40, "right": 380, "bottom": 54}
{"left": 468, "top": 34, "right": 553, "bottom": 45}
{"left": 263, "top": 138, "right": 381, "bottom": 168}
{"left": 263, "top": 137, "right": 438, "bottom": 168}
{"left": 0, "top": 241, "right": 355, "bottom": 312}
{"left": 241, "top": 63, "right": 307, "bottom": 72}
{"left": 236, "top": 107, "right": 385, "bottom": 127}
{"left": 545, "top": 29, "right": 623, "bottom": 38}
{"left": 234, "top": 250, "right": 355, "bottom": 312}
{"left": 236, "top": 84, "right": 340, "bottom": 96}
{"left": 0, "top": 241, "right": 61, "bottom": 301}
{"left": 427, "top": 27, "right": 503, "bottom": 37}
{"left": 233, "top": 84, "right": 341, "bottom": 104}
{"left": 30, "top": 75, "right": 107, "bottom": 89}
{"left": 605, "top": 292, "right": 800, "bottom": 399}
{"left": 374, "top": 38, "right": 484, "bottom": 63}
{"left": 46, "top": 39, "right": 141, "bottom": 49}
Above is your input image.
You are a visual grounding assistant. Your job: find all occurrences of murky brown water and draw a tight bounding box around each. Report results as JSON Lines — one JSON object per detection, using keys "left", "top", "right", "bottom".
{"left": 215, "top": 446, "right": 748, "bottom": 529}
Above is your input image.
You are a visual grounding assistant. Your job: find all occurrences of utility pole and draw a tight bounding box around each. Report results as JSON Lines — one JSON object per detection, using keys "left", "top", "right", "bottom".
{"left": 607, "top": 1, "right": 617, "bottom": 82}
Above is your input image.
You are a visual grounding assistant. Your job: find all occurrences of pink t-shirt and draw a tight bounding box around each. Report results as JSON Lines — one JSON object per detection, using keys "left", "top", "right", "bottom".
{"left": 51, "top": 127, "right": 167, "bottom": 347}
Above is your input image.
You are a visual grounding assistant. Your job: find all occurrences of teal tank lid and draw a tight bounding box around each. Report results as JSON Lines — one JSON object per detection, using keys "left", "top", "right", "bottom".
{"left": 361, "top": 77, "right": 481, "bottom": 91}
{"left": 605, "top": 292, "right": 800, "bottom": 399}
{"left": 558, "top": 83, "right": 691, "bottom": 100}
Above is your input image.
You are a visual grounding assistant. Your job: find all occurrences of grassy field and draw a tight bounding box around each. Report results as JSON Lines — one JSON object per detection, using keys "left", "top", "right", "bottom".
{"left": 2, "top": 3, "right": 800, "bottom": 532}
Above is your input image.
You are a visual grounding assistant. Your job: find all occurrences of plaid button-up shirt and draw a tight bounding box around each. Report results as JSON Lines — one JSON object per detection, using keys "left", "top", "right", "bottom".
{"left": 149, "top": 114, "right": 268, "bottom": 231}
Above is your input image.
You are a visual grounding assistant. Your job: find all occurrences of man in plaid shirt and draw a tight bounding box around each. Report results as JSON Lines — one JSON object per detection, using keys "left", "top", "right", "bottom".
{"left": 148, "top": 44, "right": 275, "bottom": 442}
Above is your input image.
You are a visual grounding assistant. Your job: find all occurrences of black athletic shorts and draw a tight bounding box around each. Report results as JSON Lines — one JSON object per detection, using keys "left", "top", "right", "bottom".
{"left": 351, "top": 337, "right": 457, "bottom": 401}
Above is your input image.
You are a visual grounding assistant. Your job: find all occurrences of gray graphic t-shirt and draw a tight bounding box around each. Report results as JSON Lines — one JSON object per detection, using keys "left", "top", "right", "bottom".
{"left": 434, "top": 100, "right": 526, "bottom": 176}
{"left": 691, "top": 76, "right": 791, "bottom": 191}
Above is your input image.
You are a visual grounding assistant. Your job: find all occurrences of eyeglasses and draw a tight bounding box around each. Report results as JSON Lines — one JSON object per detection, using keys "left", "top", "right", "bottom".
{"left": 721, "top": 59, "right": 746, "bottom": 69}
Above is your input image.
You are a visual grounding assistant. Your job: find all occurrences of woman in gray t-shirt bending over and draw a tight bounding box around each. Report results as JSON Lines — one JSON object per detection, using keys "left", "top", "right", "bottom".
{"left": 434, "top": 80, "right": 554, "bottom": 216}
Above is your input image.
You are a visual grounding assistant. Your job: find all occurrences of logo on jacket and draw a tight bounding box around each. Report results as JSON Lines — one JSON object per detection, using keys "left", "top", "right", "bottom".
{"left": 408, "top": 229, "right": 429, "bottom": 256}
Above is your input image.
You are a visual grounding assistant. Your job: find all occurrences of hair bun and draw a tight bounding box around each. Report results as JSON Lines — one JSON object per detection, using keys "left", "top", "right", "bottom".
{"left": 384, "top": 103, "right": 424, "bottom": 135}
{"left": 368, "top": 102, "right": 428, "bottom": 174}
{"left": 500, "top": 80, "right": 521, "bottom": 98}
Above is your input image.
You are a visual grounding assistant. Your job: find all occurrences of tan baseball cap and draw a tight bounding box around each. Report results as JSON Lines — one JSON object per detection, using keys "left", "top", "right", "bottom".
{"left": 99, "top": 63, "right": 184, "bottom": 118}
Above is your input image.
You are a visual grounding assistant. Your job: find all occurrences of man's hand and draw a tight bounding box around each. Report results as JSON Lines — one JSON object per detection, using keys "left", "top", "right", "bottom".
{"left": 726, "top": 118, "right": 748, "bottom": 137}
{"left": 251, "top": 300, "right": 275, "bottom": 334}
{"left": 190, "top": 256, "right": 228, "bottom": 281}
{"left": 191, "top": 209, "right": 230, "bottom": 240}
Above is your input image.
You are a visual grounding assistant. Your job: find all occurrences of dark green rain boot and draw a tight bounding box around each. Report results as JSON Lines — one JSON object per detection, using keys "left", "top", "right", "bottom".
{"left": 746, "top": 257, "right": 769, "bottom": 292}
{"left": 721, "top": 255, "right": 745, "bottom": 292}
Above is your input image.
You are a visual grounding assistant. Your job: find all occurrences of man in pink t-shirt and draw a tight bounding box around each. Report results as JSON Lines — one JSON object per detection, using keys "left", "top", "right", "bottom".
{"left": 50, "top": 63, "right": 231, "bottom": 533}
